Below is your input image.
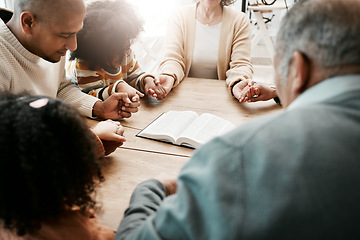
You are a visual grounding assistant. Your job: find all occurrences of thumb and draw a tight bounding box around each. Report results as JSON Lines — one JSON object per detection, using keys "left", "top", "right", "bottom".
{"left": 154, "top": 76, "right": 160, "bottom": 85}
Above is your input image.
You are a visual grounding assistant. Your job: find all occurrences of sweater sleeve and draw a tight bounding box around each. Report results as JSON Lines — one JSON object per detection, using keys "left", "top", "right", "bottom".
{"left": 57, "top": 59, "right": 100, "bottom": 118}
{"left": 224, "top": 12, "right": 253, "bottom": 94}
{"left": 122, "top": 50, "right": 154, "bottom": 93}
{"left": 158, "top": 8, "right": 188, "bottom": 87}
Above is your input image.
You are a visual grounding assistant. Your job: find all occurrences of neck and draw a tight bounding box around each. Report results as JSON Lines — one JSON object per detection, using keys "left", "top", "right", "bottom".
{"left": 196, "top": 2, "right": 223, "bottom": 26}
{"left": 6, "top": 16, "right": 33, "bottom": 54}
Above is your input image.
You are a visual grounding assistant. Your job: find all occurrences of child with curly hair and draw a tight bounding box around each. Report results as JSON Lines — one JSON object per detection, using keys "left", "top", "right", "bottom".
{"left": 0, "top": 91, "right": 124, "bottom": 239}
{"left": 67, "top": 0, "right": 166, "bottom": 101}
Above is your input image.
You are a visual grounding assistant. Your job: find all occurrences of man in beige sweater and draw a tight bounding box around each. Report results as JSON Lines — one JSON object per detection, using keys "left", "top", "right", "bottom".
{"left": 0, "top": 0, "right": 140, "bottom": 119}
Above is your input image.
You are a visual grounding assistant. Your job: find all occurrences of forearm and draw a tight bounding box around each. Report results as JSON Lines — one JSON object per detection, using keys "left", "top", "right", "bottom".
{"left": 115, "top": 179, "right": 166, "bottom": 240}
{"left": 57, "top": 79, "right": 99, "bottom": 118}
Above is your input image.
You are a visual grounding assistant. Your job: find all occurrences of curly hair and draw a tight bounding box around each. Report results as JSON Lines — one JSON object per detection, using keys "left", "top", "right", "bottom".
{"left": 0, "top": 91, "right": 103, "bottom": 236}
{"left": 194, "top": 0, "right": 237, "bottom": 6}
{"left": 70, "top": 0, "right": 144, "bottom": 69}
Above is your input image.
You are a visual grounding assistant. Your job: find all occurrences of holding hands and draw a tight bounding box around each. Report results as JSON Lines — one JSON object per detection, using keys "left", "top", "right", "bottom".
{"left": 93, "top": 92, "right": 140, "bottom": 120}
{"left": 232, "top": 80, "right": 277, "bottom": 103}
{"left": 116, "top": 81, "right": 144, "bottom": 102}
{"left": 143, "top": 75, "right": 175, "bottom": 100}
{"left": 143, "top": 76, "right": 167, "bottom": 100}
{"left": 92, "top": 119, "right": 126, "bottom": 155}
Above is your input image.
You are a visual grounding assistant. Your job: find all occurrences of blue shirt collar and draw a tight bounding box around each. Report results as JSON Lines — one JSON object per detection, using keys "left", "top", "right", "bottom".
{"left": 287, "top": 74, "right": 360, "bottom": 110}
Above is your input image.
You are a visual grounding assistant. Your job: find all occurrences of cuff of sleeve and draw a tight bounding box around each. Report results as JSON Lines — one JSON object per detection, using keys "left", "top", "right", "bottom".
{"left": 160, "top": 73, "right": 177, "bottom": 87}
{"left": 131, "top": 179, "right": 167, "bottom": 203}
{"left": 80, "top": 97, "right": 101, "bottom": 119}
{"left": 111, "top": 80, "right": 125, "bottom": 95}
{"left": 229, "top": 79, "right": 242, "bottom": 97}
{"left": 274, "top": 97, "right": 282, "bottom": 106}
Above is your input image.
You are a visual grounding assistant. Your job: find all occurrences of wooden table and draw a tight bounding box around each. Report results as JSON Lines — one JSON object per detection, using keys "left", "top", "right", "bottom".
{"left": 92, "top": 77, "right": 281, "bottom": 230}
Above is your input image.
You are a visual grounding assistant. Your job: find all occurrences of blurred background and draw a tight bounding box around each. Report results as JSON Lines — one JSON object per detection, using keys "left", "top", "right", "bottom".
{"left": 1, "top": 0, "right": 296, "bottom": 84}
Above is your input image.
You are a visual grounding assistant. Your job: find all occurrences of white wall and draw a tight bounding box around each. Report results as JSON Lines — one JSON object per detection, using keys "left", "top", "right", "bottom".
{"left": 0, "top": 0, "right": 13, "bottom": 10}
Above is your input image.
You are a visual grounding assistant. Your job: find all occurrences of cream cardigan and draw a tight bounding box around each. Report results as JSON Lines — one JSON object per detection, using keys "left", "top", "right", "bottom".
{"left": 159, "top": 5, "right": 253, "bottom": 94}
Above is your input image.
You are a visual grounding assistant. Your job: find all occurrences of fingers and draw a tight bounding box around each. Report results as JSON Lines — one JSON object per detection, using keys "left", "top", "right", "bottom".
{"left": 136, "top": 90, "right": 144, "bottom": 98}
{"left": 116, "top": 125, "right": 125, "bottom": 136}
{"left": 131, "top": 94, "right": 140, "bottom": 103}
{"left": 120, "top": 101, "right": 140, "bottom": 112}
{"left": 112, "top": 92, "right": 131, "bottom": 104}
{"left": 147, "top": 88, "right": 158, "bottom": 98}
{"left": 119, "top": 111, "right": 132, "bottom": 118}
{"left": 111, "top": 133, "right": 126, "bottom": 142}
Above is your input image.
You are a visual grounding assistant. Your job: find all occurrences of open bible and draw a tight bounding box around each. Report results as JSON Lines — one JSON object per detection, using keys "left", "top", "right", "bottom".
{"left": 136, "top": 110, "right": 236, "bottom": 149}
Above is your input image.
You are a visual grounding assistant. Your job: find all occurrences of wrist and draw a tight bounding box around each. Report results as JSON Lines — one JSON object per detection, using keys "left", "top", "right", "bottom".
{"left": 270, "top": 86, "right": 278, "bottom": 98}
{"left": 141, "top": 75, "right": 155, "bottom": 92}
{"left": 92, "top": 100, "right": 104, "bottom": 119}
{"left": 230, "top": 80, "right": 241, "bottom": 96}
{"left": 160, "top": 73, "right": 176, "bottom": 85}
{"left": 143, "top": 76, "right": 154, "bottom": 87}
{"left": 114, "top": 80, "right": 125, "bottom": 93}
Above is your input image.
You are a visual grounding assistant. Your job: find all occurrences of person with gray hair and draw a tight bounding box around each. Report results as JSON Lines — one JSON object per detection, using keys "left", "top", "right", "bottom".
{"left": 0, "top": 0, "right": 140, "bottom": 120}
{"left": 115, "top": 0, "right": 360, "bottom": 239}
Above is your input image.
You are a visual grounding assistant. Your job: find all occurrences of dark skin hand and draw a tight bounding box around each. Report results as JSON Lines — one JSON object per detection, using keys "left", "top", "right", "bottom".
{"left": 92, "top": 92, "right": 140, "bottom": 120}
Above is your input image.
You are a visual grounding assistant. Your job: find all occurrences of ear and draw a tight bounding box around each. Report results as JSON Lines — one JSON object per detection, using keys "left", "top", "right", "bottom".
{"left": 290, "top": 51, "right": 311, "bottom": 95}
{"left": 20, "top": 11, "right": 36, "bottom": 34}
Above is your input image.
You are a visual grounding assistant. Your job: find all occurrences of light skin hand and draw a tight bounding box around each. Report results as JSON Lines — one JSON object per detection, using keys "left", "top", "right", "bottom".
{"left": 92, "top": 120, "right": 126, "bottom": 155}
{"left": 93, "top": 92, "right": 140, "bottom": 120}
{"left": 233, "top": 80, "right": 277, "bottom": 103}
{"left": 155, "top": 75, "right": 175, "bottom": 99}
{"left": 116, "top": 81, "right": 144, "bottom": 99}
{"left": 144, "top": 76, "right": 167, "bottom": 100}
{"left": 232, "top": 80, "right": 254, "bottom": 101}
{"left": 92, "top": 120, "right": 126, "bottom": 142}
{"left": 245, "top": 83, "right": 278, "bottom": 102}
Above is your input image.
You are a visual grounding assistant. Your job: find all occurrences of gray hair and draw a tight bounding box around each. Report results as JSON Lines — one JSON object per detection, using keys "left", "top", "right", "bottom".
{"left": 275, "top": 0, "right": 360, "bottom": 83}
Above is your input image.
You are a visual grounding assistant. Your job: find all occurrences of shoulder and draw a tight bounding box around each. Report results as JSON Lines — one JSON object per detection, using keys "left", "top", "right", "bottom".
{"left": 223, "top": 7, "right": 248, "bottom": 21}
{"left": 171, "top": 4, "right": 196, "bottom": 21}
{"left": 223, "top": 7, "right": 250, "bottom": 28}
{"left": 219, "top": 111, "right": 285, "bottom": 149}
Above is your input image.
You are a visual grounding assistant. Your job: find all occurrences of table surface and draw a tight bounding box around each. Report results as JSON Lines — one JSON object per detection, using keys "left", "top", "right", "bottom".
{"left": 91, "top": 77, "right": 281, "bottom": 230}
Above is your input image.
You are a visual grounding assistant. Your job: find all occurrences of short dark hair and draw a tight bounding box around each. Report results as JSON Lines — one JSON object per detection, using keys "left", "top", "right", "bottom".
{"left": 0, "top": 91, "right": 103, "bottom": 236}
{"left": 70, "top": 0, "right": 143, "bottom": 69}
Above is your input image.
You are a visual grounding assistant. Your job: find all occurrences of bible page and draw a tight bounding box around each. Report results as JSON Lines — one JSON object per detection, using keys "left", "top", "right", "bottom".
{"left": 176, "top": 113, "right": 236, "bottom": 148}
{"left": 138, "top": 110, "right": 199, "bottom": 143}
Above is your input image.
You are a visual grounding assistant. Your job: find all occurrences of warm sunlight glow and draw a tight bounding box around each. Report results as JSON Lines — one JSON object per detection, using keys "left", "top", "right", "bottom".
{"left": 131, "top": 0, "right": 192, "bottom": 36}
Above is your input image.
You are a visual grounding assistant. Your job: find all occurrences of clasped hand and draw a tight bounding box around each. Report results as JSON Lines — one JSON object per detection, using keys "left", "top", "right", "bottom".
{"left": 92, "top": 119, "right": 126, "bottom": 155}
{"left": 232, "top": 80, "right": 277, "bottom": 103}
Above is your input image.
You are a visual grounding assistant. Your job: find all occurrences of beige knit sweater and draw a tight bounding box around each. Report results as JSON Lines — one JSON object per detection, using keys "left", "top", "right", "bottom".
{"left": 159, "top": 4, "right": 253, "bottom": 93}
{"left": 0, "top": 19, "right": 99, "bottom": 118}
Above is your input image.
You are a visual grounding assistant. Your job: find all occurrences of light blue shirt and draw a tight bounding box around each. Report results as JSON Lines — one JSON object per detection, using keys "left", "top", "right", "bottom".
{"left": 288, "top": 74, "right": 360, "bottom": 110}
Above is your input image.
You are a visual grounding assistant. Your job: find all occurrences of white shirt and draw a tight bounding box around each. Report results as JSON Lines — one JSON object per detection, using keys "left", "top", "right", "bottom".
{"left": 188, "top": 20, "right": 222, "bottom": 79}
